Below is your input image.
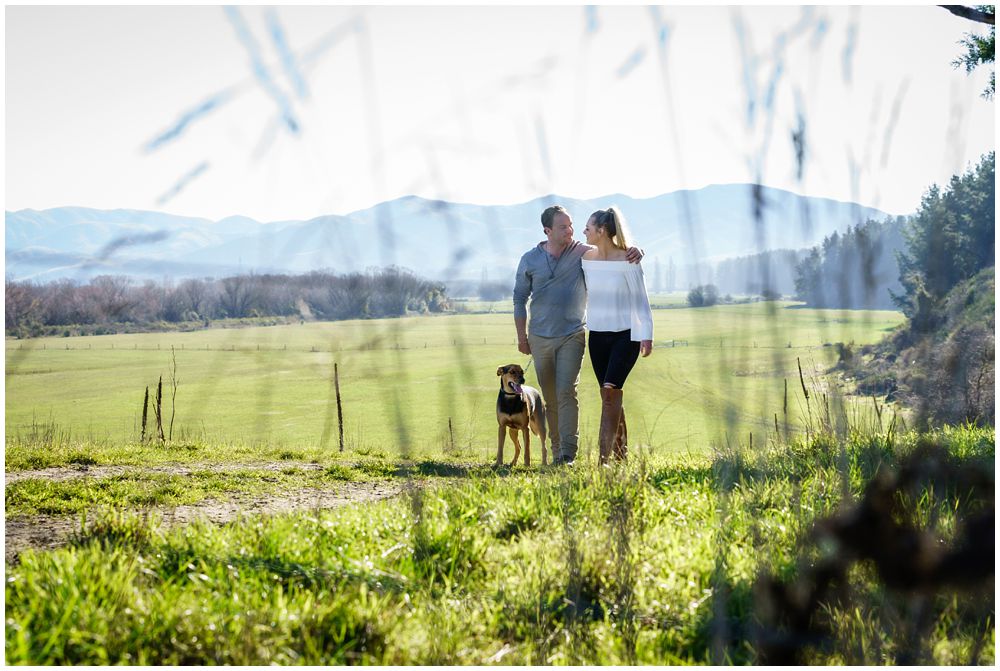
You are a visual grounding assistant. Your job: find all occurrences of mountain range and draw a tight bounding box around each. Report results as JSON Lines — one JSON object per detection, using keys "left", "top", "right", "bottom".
{"left": 6, "top": 184, "right": 895, "bottom": 286}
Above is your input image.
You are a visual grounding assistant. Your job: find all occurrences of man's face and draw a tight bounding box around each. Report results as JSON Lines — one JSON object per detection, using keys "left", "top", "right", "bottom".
{"left": 545, "top": 212, "right": 574, "bottom": 247}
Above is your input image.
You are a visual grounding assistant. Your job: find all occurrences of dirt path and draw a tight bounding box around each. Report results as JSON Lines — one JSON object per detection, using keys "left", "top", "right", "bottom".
{"left": 5, "top": 464, "right": 408, "bottom": 562}
{"left": 5, "top": 460, "right": 330, "bottom": 485}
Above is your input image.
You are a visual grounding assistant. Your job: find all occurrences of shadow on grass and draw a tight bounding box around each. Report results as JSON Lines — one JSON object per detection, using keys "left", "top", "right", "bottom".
{"left": 407, "top": 460, "right": 489, "bottom": 478}
{"left": 359, "top": 459, "right": 530, "bottom": 479}
{"left": 676, "top": 577, "right": 757, "bottom": 665}
{"left": 224, "top": 554, "right": 409, "bottom": 594}
{"left": 707, "top": 435, "right": 902, "bottom": 492}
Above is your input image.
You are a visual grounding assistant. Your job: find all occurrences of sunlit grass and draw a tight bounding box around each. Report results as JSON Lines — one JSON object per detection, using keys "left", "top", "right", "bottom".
{"left": 5, "top": 425, "right": 992, "bottom": 665}
{"left": 5, "top": 303, "right": 905, "bottom": 469}
{"left": 5, "top": 467, "right": 367, "bottom": 516}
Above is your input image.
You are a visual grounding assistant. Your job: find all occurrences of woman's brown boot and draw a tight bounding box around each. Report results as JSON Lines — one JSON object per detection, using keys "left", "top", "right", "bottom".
{"left": 613, "top": 407, "right": 627, "bottom": 461}
{"left": 598, "top": 386, "right": 624, "bottom": 464}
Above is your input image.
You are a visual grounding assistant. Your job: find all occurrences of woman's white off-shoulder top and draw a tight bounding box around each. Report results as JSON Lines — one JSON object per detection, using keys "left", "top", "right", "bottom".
{"left": 582, "top": 259, "right": 654, "bottom": 341}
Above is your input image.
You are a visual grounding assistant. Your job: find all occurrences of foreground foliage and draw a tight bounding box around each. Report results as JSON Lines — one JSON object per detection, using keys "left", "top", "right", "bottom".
{"left": 5, "top": 426, "right": 993, "bottom": 665}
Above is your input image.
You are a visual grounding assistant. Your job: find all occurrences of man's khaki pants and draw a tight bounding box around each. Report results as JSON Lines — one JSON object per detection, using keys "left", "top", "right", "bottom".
{"left": 528, "top": 330, "right": 586, "bottom": 462}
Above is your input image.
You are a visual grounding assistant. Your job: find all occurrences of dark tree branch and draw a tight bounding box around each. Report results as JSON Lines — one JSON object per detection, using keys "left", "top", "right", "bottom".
{"left": 939, "top": 5, "right": 996, "bottom": 25}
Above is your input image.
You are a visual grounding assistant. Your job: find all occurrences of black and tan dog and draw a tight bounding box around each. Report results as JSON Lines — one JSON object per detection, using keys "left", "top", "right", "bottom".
{"left": 495, "top": 364, "right": 548, "bottom": 467}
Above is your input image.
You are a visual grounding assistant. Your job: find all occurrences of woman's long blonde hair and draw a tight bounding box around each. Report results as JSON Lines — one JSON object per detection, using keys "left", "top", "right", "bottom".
{"left": 590, "top": 206, "right": 632, "bottom": 251}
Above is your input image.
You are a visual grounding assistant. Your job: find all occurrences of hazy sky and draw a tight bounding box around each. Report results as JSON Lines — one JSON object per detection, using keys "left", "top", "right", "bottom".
{"left": 5, "top": 4, "right": 995, "bottom": 222}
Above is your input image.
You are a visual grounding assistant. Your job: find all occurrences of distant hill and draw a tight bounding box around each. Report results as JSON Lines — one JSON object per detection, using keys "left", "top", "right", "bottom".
{"left": 6, "top": 185, "right": 893, "bottom": 285}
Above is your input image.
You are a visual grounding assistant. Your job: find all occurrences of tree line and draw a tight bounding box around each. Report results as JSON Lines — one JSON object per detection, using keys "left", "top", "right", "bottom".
{"left": 894, "top": 151, "right": 995, "bottom": 320}
{"left": 793, "top": 152, "right": 994, "bottom": 312}
{"left": 715, "top": 249, "right": 808, "bottom": 298}
{"left": 793, "top": 217, "right": 907, "bottom": 309}
{"left": 5, "top": 267, "right": 451, "bottom": 338}
{"left": 838, "top": 152, "right": 995, "bottom": 427}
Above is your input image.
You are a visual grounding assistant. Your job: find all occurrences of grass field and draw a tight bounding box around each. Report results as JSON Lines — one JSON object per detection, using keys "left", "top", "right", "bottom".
{"left": 455, "top": 291, "right": 693, "bottom": 313}
{"left": 5, "top": 302, "right": 905, "bottom": 468}
{"left": 5, "top": 426, "right": 993, "bottom": 665}
{"left": 5, "top": 303, "right": 993, "bottom": 665}
{"left": 6, "top": 302, "right": 904, "bottom": 469}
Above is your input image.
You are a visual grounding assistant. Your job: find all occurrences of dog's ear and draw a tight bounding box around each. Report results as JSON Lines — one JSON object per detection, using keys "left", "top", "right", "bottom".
{"left": 497, "top": 366, "right": 505, "bottom": 376}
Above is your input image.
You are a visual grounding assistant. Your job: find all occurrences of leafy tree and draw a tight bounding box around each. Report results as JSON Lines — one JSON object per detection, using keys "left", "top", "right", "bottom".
{"left": 893, "top": 152, "right": 995, "bottom": 314}
{"left": 943, "top": 4, "right": 995, "bottom": 99}
{"left": 687, "top": 284, "right": 718, "bottom": 307}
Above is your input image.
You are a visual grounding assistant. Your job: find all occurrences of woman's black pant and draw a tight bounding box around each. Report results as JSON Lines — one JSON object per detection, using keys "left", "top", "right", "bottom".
{"left": 588, "top": 329, "right": 640, "bottom": 389}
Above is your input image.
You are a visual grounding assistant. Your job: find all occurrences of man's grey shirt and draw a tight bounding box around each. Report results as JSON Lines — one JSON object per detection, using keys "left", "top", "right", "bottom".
{"left": 512, "top": 240, "right": 588, "bottom": 338}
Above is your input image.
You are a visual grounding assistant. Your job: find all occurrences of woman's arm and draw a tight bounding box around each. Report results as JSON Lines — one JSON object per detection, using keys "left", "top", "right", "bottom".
{"left": 624, "top": 265, "right": 654, "bottom": 354}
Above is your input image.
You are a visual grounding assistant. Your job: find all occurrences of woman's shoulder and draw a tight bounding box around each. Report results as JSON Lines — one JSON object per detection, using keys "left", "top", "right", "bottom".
{"left": 582, "top": 246, "right": 599, "bottom": 260}
{"left": 582, "top": 248, "right": 629, "bottom": 263}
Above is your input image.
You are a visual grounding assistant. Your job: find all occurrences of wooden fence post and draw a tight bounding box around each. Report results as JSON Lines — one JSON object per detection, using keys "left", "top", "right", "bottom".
{"left": 141, "top": 386, "right": 149, "bottom": 442}
{"left": 334, "top": 363, "right": 344, "bottom": 452}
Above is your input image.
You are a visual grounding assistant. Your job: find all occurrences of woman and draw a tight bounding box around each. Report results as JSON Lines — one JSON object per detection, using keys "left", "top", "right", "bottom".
{"left": 581, "top": 207, "right": 654, "bottom": 464}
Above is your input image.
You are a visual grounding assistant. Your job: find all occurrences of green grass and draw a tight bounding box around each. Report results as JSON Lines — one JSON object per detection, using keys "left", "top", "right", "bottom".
{"left": 3, "top": 458, "right": 509, "bottom": 516}
{"left": 4, "top": 457, "right": 523, "bottom": 516}
{"left": 6, "top": 425, "right": 993, "bottom": 665}
{"left": 456, "top": 291, "right": 693, "bottom": 312}
{"left": 5, "top": 467, "right": 348, "bottom": 516}
{"left": 5, "top": 302, "right": 905, "bottom": 469}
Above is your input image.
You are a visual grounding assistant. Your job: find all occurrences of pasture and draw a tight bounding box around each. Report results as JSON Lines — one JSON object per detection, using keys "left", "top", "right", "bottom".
{"left": 5, "top": 303, "right": 994, "bottom": 665}
{"left": 5, "top": 302, "right": 905, "bottom": 468}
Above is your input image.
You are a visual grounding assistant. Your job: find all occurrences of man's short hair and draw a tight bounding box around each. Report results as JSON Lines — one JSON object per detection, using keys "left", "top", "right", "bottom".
{"left": 541, "top": 205, "right": 569, "bottom": 230}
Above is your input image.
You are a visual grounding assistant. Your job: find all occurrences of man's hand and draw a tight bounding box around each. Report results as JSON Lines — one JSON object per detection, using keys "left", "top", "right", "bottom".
{"left": 640, "top": 339, "right": 653, "bottom": 357}
{"left": 625, "top": 246, "right": 645, "bottom": 263}
{"left": 514, "top": 317, "right": 530, "bottom": 355}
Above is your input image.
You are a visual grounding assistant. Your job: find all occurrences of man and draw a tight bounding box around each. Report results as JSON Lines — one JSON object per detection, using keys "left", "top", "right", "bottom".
{"left": 512, "top": 205, "right": 642, "bottom": 465}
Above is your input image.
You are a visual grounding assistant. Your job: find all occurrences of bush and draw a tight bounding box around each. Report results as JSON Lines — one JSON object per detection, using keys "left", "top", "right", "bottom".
{"left": 833, "top": 342, "right": 855, "bottom": 371}
{"left": 687, "top": 284, "right": 718, "bottom": 308}
{"left": 898, "top": 323, "right": 995, "bottom": 427}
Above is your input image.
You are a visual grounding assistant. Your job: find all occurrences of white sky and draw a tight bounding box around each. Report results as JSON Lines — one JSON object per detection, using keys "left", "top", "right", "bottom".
{"left": 4, "top": 4, "right": 996, "bottom": 222}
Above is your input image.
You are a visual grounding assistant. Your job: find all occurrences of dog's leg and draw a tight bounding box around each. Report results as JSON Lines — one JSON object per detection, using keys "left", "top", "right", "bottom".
{"left": 523, "top": 427, "right": 531, "bottom": 467}
{"left": 537, "top": 404, "right": 548, "bottom": 465}
{"left": 495, "top": 424, "right": 506, "bottom": 468}
{"left": 509, "top": 427, "right": 522, "bottom": 467}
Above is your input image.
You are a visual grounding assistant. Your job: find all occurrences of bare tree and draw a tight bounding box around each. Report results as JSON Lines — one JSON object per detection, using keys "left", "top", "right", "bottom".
{"left": 218, "top": 273, "right": 258, "bottom": 318}
{"left": 178, "top": 277, "right": 213, "bottom": 318}
{"left": 132, "top": 280, "right": 165, "bottom": 323}
{"left": 43, "top": 278, "right": 98, "bottom": 325}
{"left": 90, "top": 275, "right": 136, "bottom": 322}
{"left": 5, "top": 276, "right": 41, "bottom": 332}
